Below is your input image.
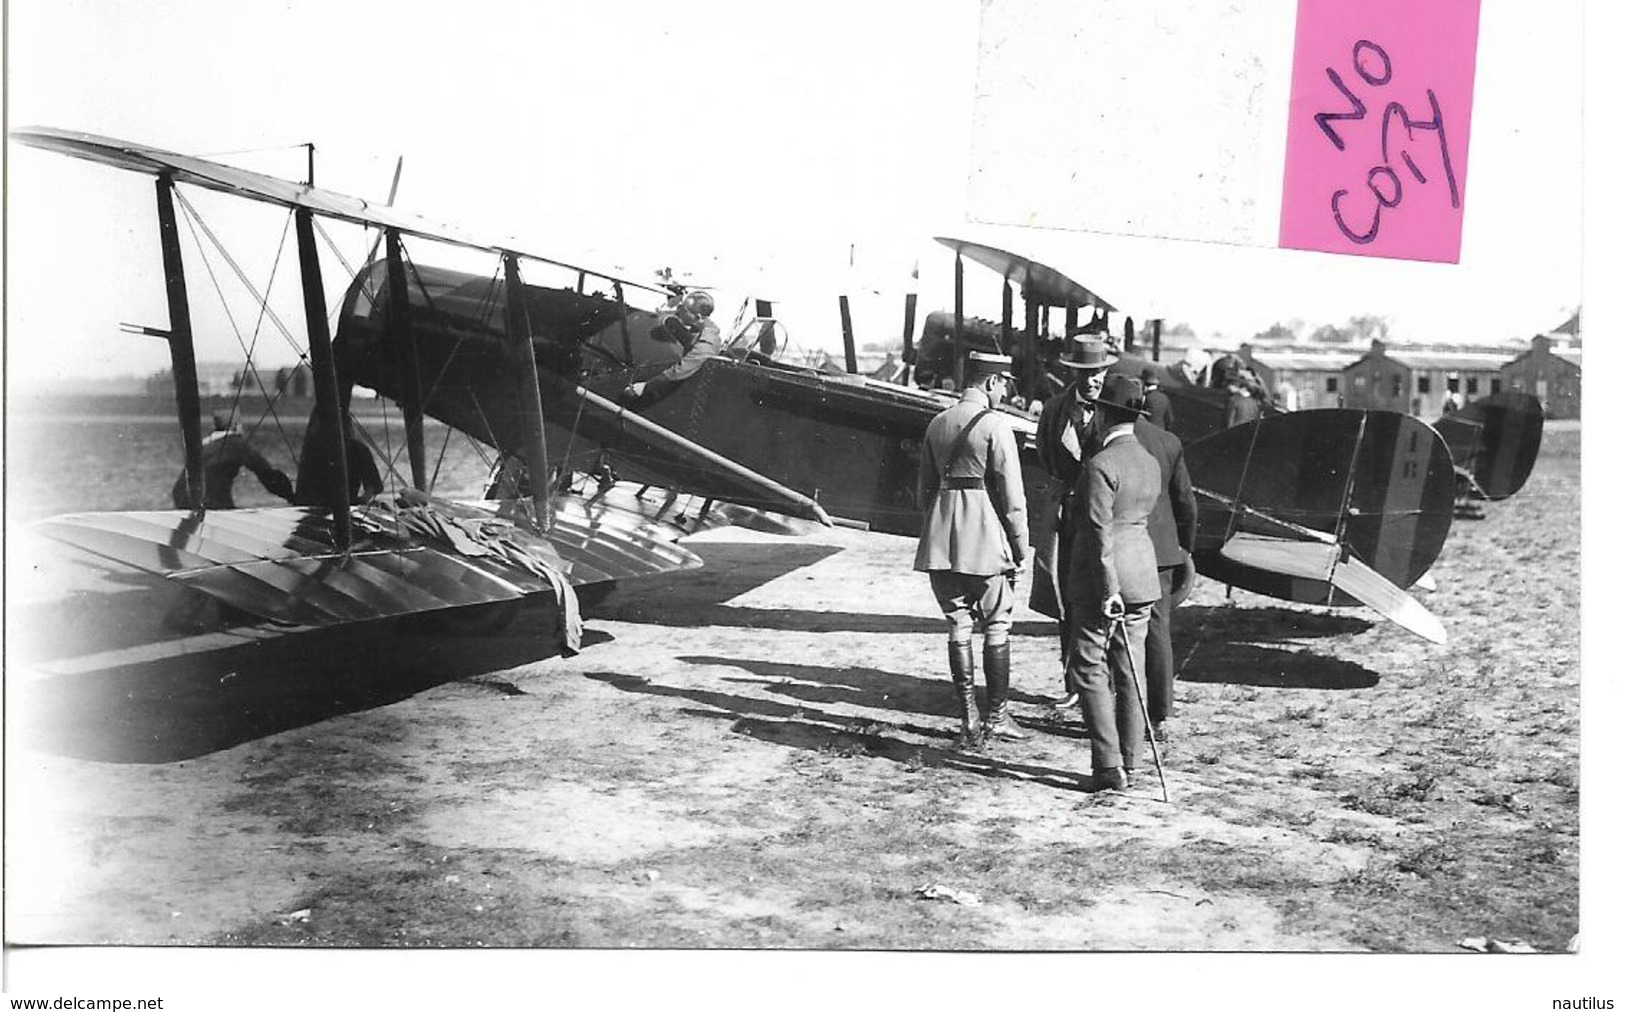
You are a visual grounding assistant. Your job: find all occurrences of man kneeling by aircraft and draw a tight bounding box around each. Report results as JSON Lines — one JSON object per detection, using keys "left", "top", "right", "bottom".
{"left": 914, "top": 351, "right": 1031, "bottom": 750}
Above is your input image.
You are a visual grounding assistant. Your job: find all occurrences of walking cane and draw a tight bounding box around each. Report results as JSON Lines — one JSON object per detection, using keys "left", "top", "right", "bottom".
{"left": 1114, "top": 615, "right": 1170, "bottom": 803}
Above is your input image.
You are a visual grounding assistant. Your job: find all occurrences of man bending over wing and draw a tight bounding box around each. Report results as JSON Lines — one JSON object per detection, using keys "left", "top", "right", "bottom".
{"left": 171, "top": 410, "right": 296, "bottom": 509}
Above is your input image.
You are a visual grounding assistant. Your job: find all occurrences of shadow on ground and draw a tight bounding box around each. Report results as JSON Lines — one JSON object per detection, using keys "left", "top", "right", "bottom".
{"left": 585, "top": 669, "right": 1088, "bottom": 792}
{"left": 13, "top": 601, "right": 589, "bottom": 764}
{"left": 586, "top": 541, "right": 1052, "bottom": 636}
{"left": 1172, "top": 606, "right": 1379, "bottom": 689}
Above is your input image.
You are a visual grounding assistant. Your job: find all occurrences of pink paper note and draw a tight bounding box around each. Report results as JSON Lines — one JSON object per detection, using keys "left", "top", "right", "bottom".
{"left": 1278, "top": 0, "right": 1480, "bottom": 263}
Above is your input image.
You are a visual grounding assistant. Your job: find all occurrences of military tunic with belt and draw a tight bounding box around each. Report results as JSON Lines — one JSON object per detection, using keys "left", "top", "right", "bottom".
{"left": 914, "top": 387, "right": 1029, "bottom": 577}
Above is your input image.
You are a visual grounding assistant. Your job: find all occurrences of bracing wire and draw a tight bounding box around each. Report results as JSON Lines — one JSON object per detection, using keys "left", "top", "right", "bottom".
{"left": 173, "top": 193, "right": 303, "bottom": 468}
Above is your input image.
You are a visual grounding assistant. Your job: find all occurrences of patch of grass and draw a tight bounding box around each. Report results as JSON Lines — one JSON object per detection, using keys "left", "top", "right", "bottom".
{"left": 1319, "top": 824, "right": 1382, "bottom": 847}
{"left": 1393, "top": 838, "right": 1460, "bottom": 877}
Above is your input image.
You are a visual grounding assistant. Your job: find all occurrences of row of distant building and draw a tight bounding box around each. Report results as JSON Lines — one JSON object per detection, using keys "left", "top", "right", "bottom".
{"left": 847, "top": 312, "right": 1580, "bottom": 420}
{"left": 1231, "top": 316, "right": 1581, "bottom": 419}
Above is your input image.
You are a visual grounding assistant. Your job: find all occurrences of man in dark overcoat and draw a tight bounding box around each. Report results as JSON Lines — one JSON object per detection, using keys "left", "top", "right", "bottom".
{"left": 1129, "top": 415, "right": 1197, "bottom": 739}
{"left": 1140, "top": 366, "right": 1175, "bottom": 430}
{"left": 1032, "top": 337, "right": 1115, "bottom": 706}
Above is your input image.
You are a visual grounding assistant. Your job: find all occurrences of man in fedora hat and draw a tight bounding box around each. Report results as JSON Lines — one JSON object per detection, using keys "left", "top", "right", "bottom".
{"left": 1063, "top": 374, "right": 1162, "bottom": 791}
{"left": 915, "top": 350, "right": 1031, "bottom": 748}
{"left": 1032, "top": 335, "right": 1117, "bottom": 707}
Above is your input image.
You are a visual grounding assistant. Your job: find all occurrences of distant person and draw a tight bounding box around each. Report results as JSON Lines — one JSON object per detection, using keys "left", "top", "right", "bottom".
{"left": 1275, "top": 377, "right": 1299, "bottom": 412}
{"left": 1442, "top": 390, "right": 1461, "bottom": 414}
{"left": 294, "top": 413, "right": 385, "bottom": 507}
{"left": 870, "top": 351, "right": 905, "bottom": 383}
{"left": 1208, "top": 354, "right": 1238, "bottom": 390}
{"left": 1223, "top": 380, "right": 1260, "bottom": 428}
{"left": 1140, "top": 367, "right": 1174, "bottom": 430}
{"left": 624, "top": 290, "right": 724, "bottom": 402}
{"left": 1034, "top": 337, "right": 1114, "bottom": 708}
{"left": 171, "top": 410, "right": 295, "bottom": 509}
{"left": 915, "top": 351, "right": 1031, "bottom": 749}
{"left": 1173, "top": 346, "right": 1211, "bottom": 387}
{"left": 1062, "top": 375, "right": 1163, "bottom": 792}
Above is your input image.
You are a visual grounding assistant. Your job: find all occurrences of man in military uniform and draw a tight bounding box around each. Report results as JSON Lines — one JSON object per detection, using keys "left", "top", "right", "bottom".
{"left": 1033, "top": 337, "right": 1115, "bottom": 707}
{"left": 1063, "top": 375, "right": 1163, "bottom": 791}
{"left": 915, "top": 351, "right": 1031, "bottom": 748}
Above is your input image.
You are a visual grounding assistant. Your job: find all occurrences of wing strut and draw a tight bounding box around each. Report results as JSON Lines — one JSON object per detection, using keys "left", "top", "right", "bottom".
{"left": 294, "top": 208, "right": 353, "bottom": 552}
{"left": 385, "top": 229, "right": 428, "bottom": 491}
{"left": 952, "top": 250, "right": 966, "bottom": 390}
{"left": 155, "top": 173, "right": 205, "bottom": 508}
{"left": 503, "top": 253, "right": 553, "bottom": 530}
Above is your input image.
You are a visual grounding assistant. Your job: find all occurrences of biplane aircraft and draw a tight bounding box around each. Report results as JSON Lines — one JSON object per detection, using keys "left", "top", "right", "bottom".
{"left": 12, "top": 127, "right": 1534, "bottom": 654}
{"left": 10, "top": 126, "right": 847, "bottom": 653}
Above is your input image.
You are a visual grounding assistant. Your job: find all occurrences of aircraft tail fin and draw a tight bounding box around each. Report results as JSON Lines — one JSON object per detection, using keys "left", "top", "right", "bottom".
{"left": 1188, "top": 408, "right": 1457, "bottom": 604}
{"left": 1433, "top": 391, "right": 1544, "bottom": 501}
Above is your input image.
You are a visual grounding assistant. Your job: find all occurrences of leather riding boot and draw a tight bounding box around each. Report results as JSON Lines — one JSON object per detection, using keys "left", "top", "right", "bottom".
{"left": 981, "top": 641, "right": 1030, "bottom": 740}
{"left": 948, "top": 641, "right": 982, "bottom": 749}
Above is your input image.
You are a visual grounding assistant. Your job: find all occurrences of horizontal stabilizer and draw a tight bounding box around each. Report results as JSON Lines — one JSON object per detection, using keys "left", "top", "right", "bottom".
{"left": 1218, "top": 532, "right": 1338, "bottom": 581}
{"left": 1329, "top": 555, "right": 1447, "bottom": 645}
{"left": 1219, "top": 532, "right": 1445, "bottom": 644}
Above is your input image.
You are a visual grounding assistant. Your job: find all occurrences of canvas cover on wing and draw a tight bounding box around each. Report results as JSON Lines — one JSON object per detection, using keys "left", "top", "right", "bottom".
{"left": 28, "top": 491, "right": 726, "bottom": 632}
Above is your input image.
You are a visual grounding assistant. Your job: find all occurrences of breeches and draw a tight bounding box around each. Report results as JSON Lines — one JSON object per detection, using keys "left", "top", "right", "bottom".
{"left": 1065, "top": 601, "right": 1152, "bottom": 773}
{"left": 929, "top": 570, "right": 1016, "bottom": 644}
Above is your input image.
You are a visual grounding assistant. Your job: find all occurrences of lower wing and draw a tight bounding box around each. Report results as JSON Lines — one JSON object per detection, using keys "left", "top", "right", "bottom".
{"left": 28, "top": 483, "right": 806, "bottom": 637}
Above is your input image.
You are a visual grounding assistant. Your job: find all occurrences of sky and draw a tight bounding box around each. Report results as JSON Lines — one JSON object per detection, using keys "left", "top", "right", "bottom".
{"left": 2, "top": 0, "right": 1591, "bottom": 388}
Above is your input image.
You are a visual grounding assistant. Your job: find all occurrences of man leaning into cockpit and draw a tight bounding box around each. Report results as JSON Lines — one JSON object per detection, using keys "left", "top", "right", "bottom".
{"left": 623, "top": 290, "right": 723, "bottom": 402}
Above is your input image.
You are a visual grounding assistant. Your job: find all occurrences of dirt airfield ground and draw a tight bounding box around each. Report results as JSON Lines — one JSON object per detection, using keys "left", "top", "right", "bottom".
{"left": 6, "top": 426, "right": 1580, "bottom": 955}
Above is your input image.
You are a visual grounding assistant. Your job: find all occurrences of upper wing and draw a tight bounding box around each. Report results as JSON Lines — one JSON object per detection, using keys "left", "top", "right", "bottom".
{"left": 934, "top": 237, "right": 1116, "bottom": 311}
{"left": 9, "top": 126, "right": 666, "bottom": 295}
